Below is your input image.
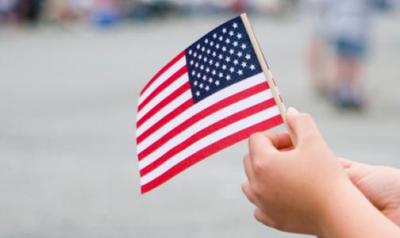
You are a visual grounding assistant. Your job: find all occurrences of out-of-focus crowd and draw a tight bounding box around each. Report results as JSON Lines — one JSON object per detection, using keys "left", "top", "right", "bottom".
{"left": 0, "top": 0, "right": 299, "bottom": 26}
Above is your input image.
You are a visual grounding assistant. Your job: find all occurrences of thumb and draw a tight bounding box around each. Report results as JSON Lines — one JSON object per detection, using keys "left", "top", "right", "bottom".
{"left": 339, "top": 157, "right": 372, "bottom": 184}
{"left": 285, "top": 107, "right": 321, "bottom": 145}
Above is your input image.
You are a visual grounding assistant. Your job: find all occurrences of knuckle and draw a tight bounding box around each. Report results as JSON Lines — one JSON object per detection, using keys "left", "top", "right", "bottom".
{"left": 249, "top": 133, "right": 263, "bottom": 145}
{"left": 253, "top": 159, "right": 264, "bottom": 173}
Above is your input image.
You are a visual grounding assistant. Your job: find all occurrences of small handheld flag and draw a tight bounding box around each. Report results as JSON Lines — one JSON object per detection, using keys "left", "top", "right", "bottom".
{"left": 136, "top": 13, "right": 286, "bottom": 194}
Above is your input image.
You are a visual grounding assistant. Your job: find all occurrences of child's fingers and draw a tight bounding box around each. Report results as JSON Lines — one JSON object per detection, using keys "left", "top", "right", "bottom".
{"left": 339, "top": 158, "right": 372, "bottom": 184}
{"left": 242, "top": 180, "right": 258, "bottom": 205}
{"left": 262, "top": 131, "right": 293, "bottom": 150}
{"left": 254, "top": 208, "right": 276, "bottom": 227}
{"left": 248, "top": 132, "right": 278, "bottom": 159}
{"left": 243, "top": 154, "right": 254, "bottom": 182}
{"left": 338, "top": 157, "right": 353, "bottom": 169}
{"left": 286, "top": 109, "right": 321, "bottom": 144}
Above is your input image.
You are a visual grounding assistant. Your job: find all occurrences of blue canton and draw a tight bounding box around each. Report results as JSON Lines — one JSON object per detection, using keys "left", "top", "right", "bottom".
{"left": 185, "top": 16, "right": 262, "bottom": 103}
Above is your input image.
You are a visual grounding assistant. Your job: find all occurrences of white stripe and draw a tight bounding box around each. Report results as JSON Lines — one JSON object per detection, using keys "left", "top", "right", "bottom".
{"left": 140, "top": 105, "right": 280, "bottom": 185}
{"left": 137, "top": 72, "right": 266, "bottom": 151}
{"left": 137, "top": 73, "right": 188, "bottom": 121}
{"left": 136, "top": 90, "right": 192, "bottom": 137}
{"left": 138, "top": 90, "right": 272, "bottom": 169}
{"left": 139, "top": 57, "right": 186, "bottom": 105}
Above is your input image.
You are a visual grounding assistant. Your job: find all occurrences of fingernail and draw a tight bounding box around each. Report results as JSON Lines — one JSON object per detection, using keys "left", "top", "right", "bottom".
{"left": 287, "top": 107, "right": 299, "bottom": 114}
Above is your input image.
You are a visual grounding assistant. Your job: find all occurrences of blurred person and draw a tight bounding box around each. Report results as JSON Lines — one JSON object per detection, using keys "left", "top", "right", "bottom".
{"left": 242, "top": 107, "right": 400, "bottom": 237}
{"left": 0, "top": 0, "right": 17, "bottom": 22}
{"left": 307, "top": 0, "right": 331, "bottom": 96}
{"left": 45, "top": 0, "right": 92, "bottom": 23}
{"left": 14, "top": 0, "right": 46, "bottom": 24}
{"left": 307, "top": 0, "right": 371, "bottom": 110}
{"left": 91, "top": 0, "right": 119, "bottom": 27}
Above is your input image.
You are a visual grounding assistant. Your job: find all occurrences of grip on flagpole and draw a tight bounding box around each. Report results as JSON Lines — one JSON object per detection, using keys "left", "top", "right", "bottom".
{"left": 240, "top": 13, "right": 297, "bottom": 145}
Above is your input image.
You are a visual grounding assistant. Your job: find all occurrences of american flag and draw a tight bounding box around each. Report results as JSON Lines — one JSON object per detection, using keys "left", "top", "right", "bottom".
{"left": 136, "top": 16, "right": 283, "bottom": 194}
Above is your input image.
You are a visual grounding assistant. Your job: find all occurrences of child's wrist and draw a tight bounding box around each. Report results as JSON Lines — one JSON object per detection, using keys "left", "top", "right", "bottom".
{"left": 316, "top": 178, "right": 365, "bottom": 236}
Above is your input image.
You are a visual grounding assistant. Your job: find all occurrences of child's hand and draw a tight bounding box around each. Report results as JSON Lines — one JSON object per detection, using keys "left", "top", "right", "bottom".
{"left": 341, "top": 159, "right": 400, "bottom": 226}
{"left": 241, "top": 108, "right": 351, "bottom": 235}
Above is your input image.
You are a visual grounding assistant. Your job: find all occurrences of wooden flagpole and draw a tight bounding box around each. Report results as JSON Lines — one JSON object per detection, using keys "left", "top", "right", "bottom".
{"left": 240, "top": 13, "right": 296, "bottom": 144}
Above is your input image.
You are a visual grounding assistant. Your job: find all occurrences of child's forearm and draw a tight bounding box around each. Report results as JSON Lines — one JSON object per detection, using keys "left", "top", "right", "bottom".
{"left": 319, "top": 179, "right": 400, "bottom": 238}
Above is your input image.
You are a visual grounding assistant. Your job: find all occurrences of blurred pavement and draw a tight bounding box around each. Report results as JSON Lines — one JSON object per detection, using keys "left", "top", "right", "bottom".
{"left": 0, "top": 15, "right": 399, "bottom": 237}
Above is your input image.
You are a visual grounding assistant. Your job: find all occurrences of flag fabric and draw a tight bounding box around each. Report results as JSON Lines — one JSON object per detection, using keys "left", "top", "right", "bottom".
{"left": 136, "top": 16, "right": 283, "bottom": 194}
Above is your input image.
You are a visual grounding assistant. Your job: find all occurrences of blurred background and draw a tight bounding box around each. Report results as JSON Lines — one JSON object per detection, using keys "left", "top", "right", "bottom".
{"left": 1, "top": 0, "right": 399, "bottom": 237}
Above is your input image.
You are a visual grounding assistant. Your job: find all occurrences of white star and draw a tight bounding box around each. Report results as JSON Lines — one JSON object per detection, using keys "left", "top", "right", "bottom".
{"left": 229, "top": 31, "right": 234, "bottom": 36}
{"left": 197, "top": 73, "right": 201, "bottom": 78}
{"left": 230, "top": 67, "right": 235, "bottom": 73}
{"left": 234, "top": 59, "right": 239, "bottom": 65}
{"left": 218, "top": 54, "right": 223, "bottom": 60}
{"left": 216, "top": 44, "right": 220, "bottom": 49}
{"left": 194, "top": 80, "right": 198, "bottom": 86}
{"left": 229, "top": 49, "right": 234, "bottom": 54}
{"left": 215, "top": 62, "right": 220, "bottom": 67}
{"left": 206, "top": 49, "right": 211, "bottom": 54}
{"left": 233, "top": 22, "right": 238, "bottom": 28}
{"left": 188, "top": 50, "right": 193, "bottom": 55}
{"left": 210, "top": 41, "right": 214, "bottom": 46}
{"left": 237, "top": 33, "right": 242, "bottom": 39}
{"left": 215, "top": 80, "right": 220, "bottom": 86}
{"left": 222, "top": 28, "right": 227, "bottom": 33}
{"left": 205, "top": 85, "right": 210, "bottom": 91}
{"left": 222, "top": 64, "right": 227, "bottom": 70}
{"left": 201, "top": 46, "right": 205, "bottom": 52}
{"left": 225, "top": 39, "right": 230, "bottom": 44}
{"left": 190, "top": 60, "right": 194, "bottom": 65}
{"left": 245, "top": 54, "right": 251, "bottom": 60}
{"left": 225, "top": 57, "right": 231, "bottom": 62}
{"left": 233, "top": 41, "right": 238, "bottom": 47}
{"left": 206, "top": 67, "right": 210, "bottom": 73}
{"left": 200, "top": 65, "right": 204, "bottom": 70}
{"left": 199, "top": 83, "right": 204, "bottom": 89}
{"left": 219, "top": 72, "right": 223, "bottom": 78}
{"left": 238, "top": 69, "right": 243, "bottom": 75}
{"left": 209, "top": 59, "right": 214, "bottom": 65}
{"left": 226, "top": 75, "right": 231, "bottom": 80}
{"left": 203, "top": 57, "right": 207, "bottom": 62}
{"left": 212, "top": 52, "right": 216, "bottom": 57}
{"left": 196, "top": 44, "right": 200, "bottom": 49}
{"left": 196, "top": 91, "right": 200, "bottom": 96}
{"left": 195, "top": 62, "right": 199, "bottom": 68}
{"left": 209, "top": 77, "right": 213, "bottom": 83}
{"left": 204, "top": 38, "right": 209, "bottom": 44}
{"left": 241, "top": 62, "right": 247, "bottom": 68}
{"left": 219, "top": 36, "right": 223, "bottom": 41}
{"left": 193, "top": 52, "right": 197, "bottom": 57}
{"left": 192, "top": 70, "right": 196, "bottom": 75}
{"left": 237, "top": 51, "right": 243, "bottom": 57}
{"left": 202, "top": 75, "right": 207, "bottom": 80}
{"left": 222, "top": 46, "right": 227, "bottom": 52}
{"left": 213, "top": 33, "right": 217, "bottom": 39}
{"left": 198, "top": 55, "right": 202, "bottom": 60}
{"left": 241, "top": 43, "right": 247, "bottom": 49}
{"left": 212, "top": 70, "right": 216, "bottom": 75}
{"left": 250, "top": 64, "right": 256, "bottom": 70}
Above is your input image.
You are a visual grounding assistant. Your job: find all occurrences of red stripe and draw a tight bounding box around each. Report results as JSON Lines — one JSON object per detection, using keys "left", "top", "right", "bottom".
{"left": 137, "top": 82, "right": 190, "bottom": 128}
{"left": 140, "top": 51, "right": 186, "bottom": 96}
{"left": 137, "top": 82, "right": 269, "bottom": 159}
{"left": 140, "top": 98, "right": 277, "bottom": 176}
{"left": 138, "top": 66, "right": 187, "bottom": 113}
{"left": 140, "top": 114, "right": 284, "bottom": 194}
{"left": 137, "top": 99, "right": 193, "bottom": 144}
